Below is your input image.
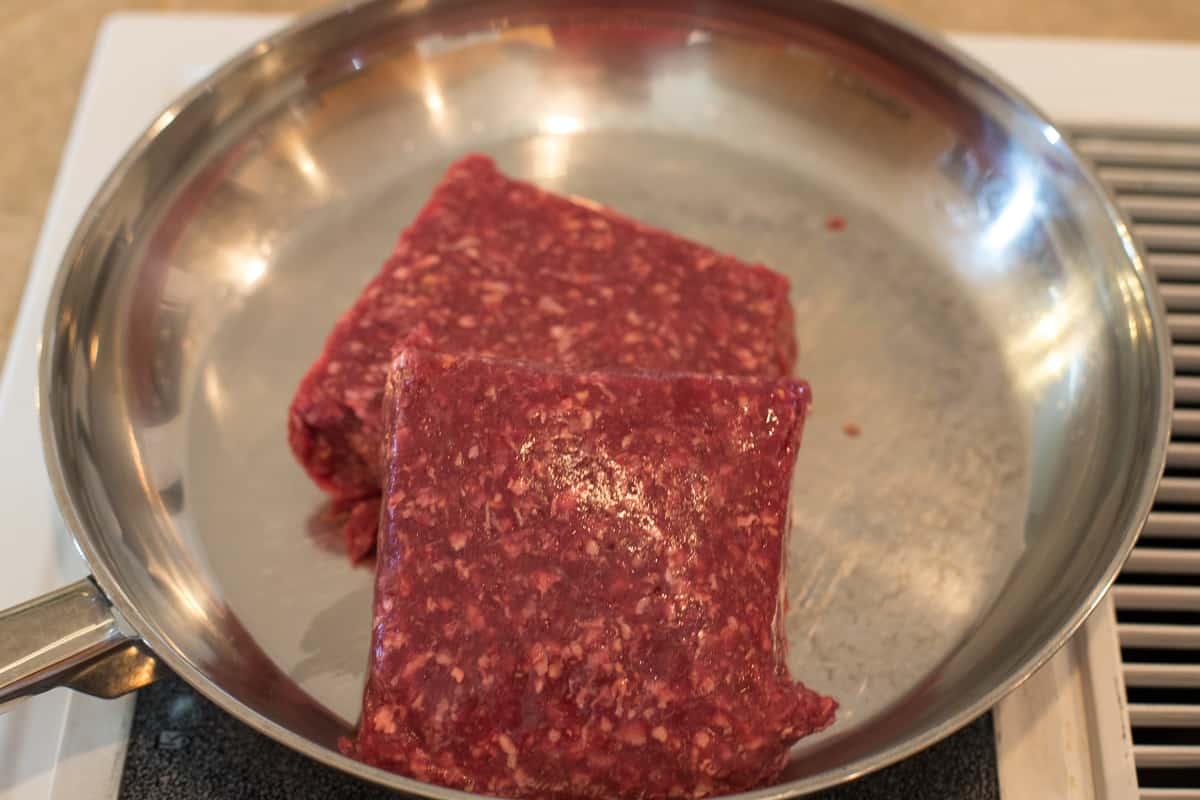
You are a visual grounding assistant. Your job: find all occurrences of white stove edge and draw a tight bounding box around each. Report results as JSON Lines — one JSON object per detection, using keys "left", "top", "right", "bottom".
{"left": 5, "top": 12, "right": 1193, "bottom": 800}
{"left": 0, "top": 15, "right": 284, "bottom": 800}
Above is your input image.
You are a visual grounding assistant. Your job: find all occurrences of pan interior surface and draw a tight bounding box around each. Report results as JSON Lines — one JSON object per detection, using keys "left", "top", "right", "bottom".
{"left": 42, "top": 0, "right": 1167, "bottom": 795}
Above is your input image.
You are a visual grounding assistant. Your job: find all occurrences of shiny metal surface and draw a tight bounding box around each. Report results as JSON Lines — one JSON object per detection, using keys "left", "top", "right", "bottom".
{"left": 18, "top": 0, "right": 1173, "bottom": 796}
{"left": 0, "top": 579, "right": 132, "bottom": 712}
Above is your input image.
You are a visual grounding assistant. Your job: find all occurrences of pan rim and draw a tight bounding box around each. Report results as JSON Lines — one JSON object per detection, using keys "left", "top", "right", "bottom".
{"left": 36, "top": 0, "right": 1173, "bottom": 797}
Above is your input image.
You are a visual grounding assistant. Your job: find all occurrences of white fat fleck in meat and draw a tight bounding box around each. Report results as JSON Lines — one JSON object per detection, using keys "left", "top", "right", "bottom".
{"left": 402, "top": 652, "right": 433, "bottom": 678}
{"left": 497, "top": 733, "right": 519, "bottom": 768}
{"left": 372, "top": 706, "right": 397, "bottom": 735}
{"left": 538, "top": 295, "right": 568, "bottom": 316}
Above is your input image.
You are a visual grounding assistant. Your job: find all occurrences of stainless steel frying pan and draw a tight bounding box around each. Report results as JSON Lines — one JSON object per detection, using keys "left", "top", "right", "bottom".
{"left": 0, "top": 0, "right": 1172, "bottom": 796}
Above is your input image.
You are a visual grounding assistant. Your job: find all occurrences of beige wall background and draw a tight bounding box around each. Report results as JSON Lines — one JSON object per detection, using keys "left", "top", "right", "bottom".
{"left": 1, "top": 0, "right": 1198, "bottom": 355}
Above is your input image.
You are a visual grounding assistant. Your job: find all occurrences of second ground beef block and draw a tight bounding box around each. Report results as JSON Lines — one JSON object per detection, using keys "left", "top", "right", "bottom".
{"left": 346, "top": 349, "right": 835, "bottom": 799}
{"left": 288, "top": 155, "right": 797, "bottom": 558}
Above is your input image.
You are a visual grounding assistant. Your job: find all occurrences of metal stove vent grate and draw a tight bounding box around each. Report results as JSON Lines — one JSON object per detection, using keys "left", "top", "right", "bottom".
{"left": 1077, "top": 128, "right": 1200, "bottom": 800}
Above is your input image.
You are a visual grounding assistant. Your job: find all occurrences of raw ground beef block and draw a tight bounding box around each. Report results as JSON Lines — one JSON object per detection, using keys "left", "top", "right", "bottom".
{"left": 346, "top": 349, "right": 836, "bottom": 799}
{"left": 288, "top": 154, "right": 797, "bottom": 559}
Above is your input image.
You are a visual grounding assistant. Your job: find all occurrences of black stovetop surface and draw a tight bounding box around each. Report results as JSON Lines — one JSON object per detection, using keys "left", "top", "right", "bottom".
{"left": 117, "top": 673, "right": 999, "bottom": 799}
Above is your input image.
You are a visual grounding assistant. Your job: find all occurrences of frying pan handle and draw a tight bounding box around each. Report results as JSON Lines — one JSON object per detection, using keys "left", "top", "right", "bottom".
{"left": 0, "top": 578, "right": 162, "bottom": 713}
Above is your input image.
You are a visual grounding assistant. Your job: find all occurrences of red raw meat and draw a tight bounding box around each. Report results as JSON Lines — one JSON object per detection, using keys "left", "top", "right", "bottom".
{"left": 345, "top": 349, "right": 835, "bottom": 799}
{"left": 288, "top": 155, "right": 797, "bottom": 559}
